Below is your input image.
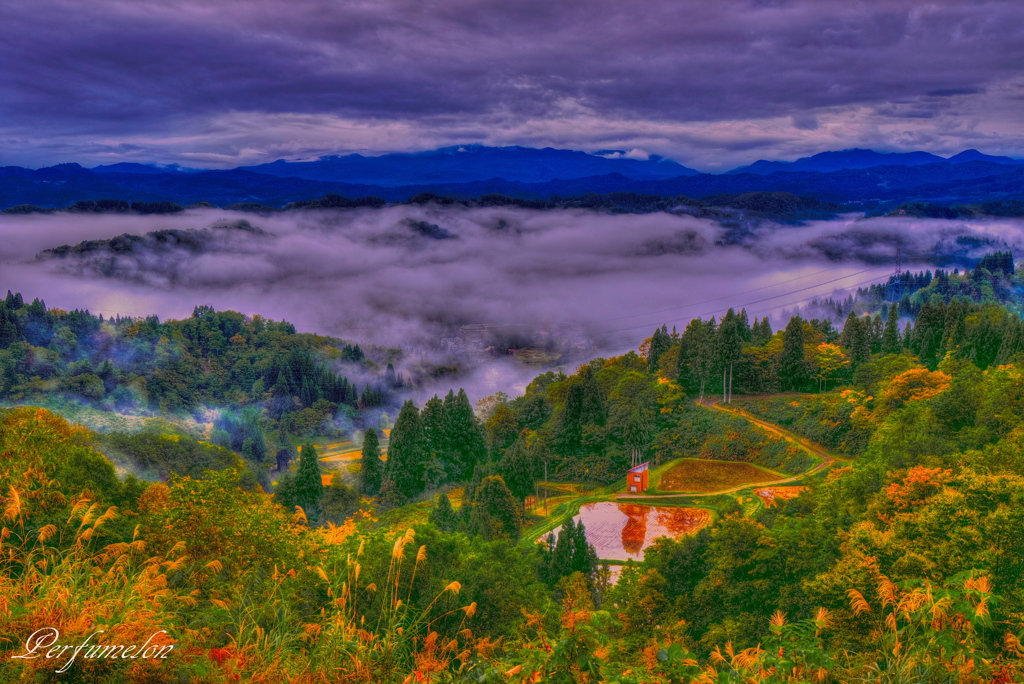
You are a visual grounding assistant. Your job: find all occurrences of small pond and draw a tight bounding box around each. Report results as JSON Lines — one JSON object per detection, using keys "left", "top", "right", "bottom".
{"left": 546, "top": 501, "right": 711, "bottom": 562}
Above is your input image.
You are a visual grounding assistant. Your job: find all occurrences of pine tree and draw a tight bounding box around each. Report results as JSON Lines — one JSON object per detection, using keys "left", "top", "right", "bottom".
{"left": 839, "top": 312, "right": 871, "bottom": 368}
{"left": 578, "top": 366, "right": 606, "bottom": 426}
{"left": 881, "top": 304, "right": 901, "bottom": 355}
{"left": 428, "top": 492, "right": 459, "bottom": 532}
{"left": 377, "top": 476, "right": 406, "bottom": 509}
{"left": 678, "top": 317, "right": 717, "bottom": 399}
{"left": 499, "top": 436, "right": 536, "bottom": 503}
{"left": 571, "top": 520, "right": 598, "bottom": 577}
{"left": 292, "top": 442, "right": 325, "bottom": 522}
{"left": 779, "top": 316, "right": 809, "bottom": 391}
{"left": 717, "top": 308, "right": 744, "bottom": 403}
{"left": 360, "top": 427, "right": 383, "bottom": 494}
{"left": 542, "top": 517, "right": 598, "bottom": 587}
{"left": 548, "top": 518, "right": 577, "bottom": 584}
{"left": 470, "top": 475, "right": 522, "bottom": 540}
{"left": 420, "top": 394, "right": 446, "bottom": 465}
{"left": 446, "top": 389, "right": 488, "bottom": 481}
{"left": 384, "top": 400, "right": 428, "bottom": 499}
{"left": 647, "top": 326, "right": 672, "bottom": 373}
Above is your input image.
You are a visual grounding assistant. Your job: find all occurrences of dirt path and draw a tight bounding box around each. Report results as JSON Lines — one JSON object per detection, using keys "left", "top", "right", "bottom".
{"left": 617, "top": 397, "right": 842, "bottom": 499}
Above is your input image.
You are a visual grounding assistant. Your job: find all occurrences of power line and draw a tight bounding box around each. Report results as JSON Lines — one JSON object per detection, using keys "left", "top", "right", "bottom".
{"left": 598, "top": 266, "right": 845, "bottom": 323}
{"left": 596, "top": 268, "right": 889, "bottom": 336}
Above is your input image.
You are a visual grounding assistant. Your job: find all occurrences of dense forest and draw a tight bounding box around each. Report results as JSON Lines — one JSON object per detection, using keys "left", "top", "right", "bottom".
{"left": 3, "top": 254, "right": 1024, "bottom": 682}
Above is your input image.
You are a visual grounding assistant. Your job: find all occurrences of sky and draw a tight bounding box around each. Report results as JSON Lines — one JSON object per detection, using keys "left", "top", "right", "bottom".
{"left": 3, "top": 0, "right": 1024, "bottom": 171}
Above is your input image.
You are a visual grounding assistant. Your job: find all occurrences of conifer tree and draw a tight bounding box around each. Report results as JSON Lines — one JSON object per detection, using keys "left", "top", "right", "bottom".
{"left": 678, "top": 317, "right": 717, "bottom": 399}
{"left": 384, "top": 400, "right": 427, "bottom": 499}
{"left": 420, "top": 395, "right": 446, "bottom": 453}
{"left": 577, "top": 366, "right": 606, "bottom": 426}
{"left": 571, "top": 520, "right": 598, "bottom": 578}
{"left": 428, "top": 492, "right": 459, "bottom": 532}
{"left": 499, "top": 436, "right": 536, "bottom": 504}
{"left": 360, "top": 427, "right": 383, "bottom": 495}
{"left": 470, "top": 475, "right": 522, "bottom": 540}
{"left": 840, "top": 312, "right": 871, "bottom": 368}
{"left": 446, "top": 389, "right": 488, "bottom": 481}
{"left": 289, "top": 442, "right": 325, "bottom": 522}
{"left": 647, "top": 326, "right": 672, "bottom": 373}
{"left": 717, "top": 308, "right": 744, "bottom": 403}
{"left": 780, "top": 316, "right": 809, "bottom": 391}
{"left": 881, "top": 303, "right": 901, "bottom": 355}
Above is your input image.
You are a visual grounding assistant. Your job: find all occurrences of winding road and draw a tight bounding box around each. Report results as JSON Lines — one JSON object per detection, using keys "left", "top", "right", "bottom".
{"left": 616, "top": 396, "right": 843, "bottom": 499}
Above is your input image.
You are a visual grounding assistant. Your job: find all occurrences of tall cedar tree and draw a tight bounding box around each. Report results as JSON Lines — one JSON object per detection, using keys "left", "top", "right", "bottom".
{"left": 499, "top": 436, "right": 536, "bottom": 503}
{"left": 360, "top": 427, "right": 383, "bottom": 495}
{"left": 882, "top": 304, "right": 901, "bottom": 355}
{"left": 444, "top": 389, "right": 488, "bottom": 481}
{"left": 717, "top": 308, "right": 745, "bottom": 400}
{"left": 428, "top": 492, "right": 460, "bottom": 532}
{"left": 384, "top": 400, "right": 427, "bottom": 499}
{"left": 647, "top": 325, "right": 672, "bottom": 373}
{"left": 420, "top": 395, "right": 446, "bottom": 470}
{"left": 678, "top": 317, "right": 717, "bottom": 398}
{"left": 470, "top": 475, "right": 522, "bottom": 541}
{"left": 840, "top": 312, "right": 872, "bottom": 368}
{"left": 542, "top": 517, "right": 598, "bottom": 586}
{"left": 779, "top": 316, "right": 809, "bottom": 391}
{"left": 293, "top": 442, "right": 325, "bottom": 521}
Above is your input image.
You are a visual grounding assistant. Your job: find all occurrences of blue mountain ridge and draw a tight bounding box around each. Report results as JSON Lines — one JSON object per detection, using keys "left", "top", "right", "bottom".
{"left": 234, "top": 144, "right": 700, "bottom": 185}
{"left": 725, "top": 148, "right": 1024, "bottom": 175}
{"left": 2, "top": 145, "right": 1024, "bottom": 211}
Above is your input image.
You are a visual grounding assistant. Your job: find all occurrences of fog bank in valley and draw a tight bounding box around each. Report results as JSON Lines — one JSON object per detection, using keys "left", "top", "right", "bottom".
{"left": 3, "top": 205, "right": 1023, "bottom": 398}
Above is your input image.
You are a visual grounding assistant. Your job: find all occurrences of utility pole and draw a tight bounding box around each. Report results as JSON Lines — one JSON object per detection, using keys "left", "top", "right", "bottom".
{"left": 890, "top": 247, "right": 904, "bottom": 304}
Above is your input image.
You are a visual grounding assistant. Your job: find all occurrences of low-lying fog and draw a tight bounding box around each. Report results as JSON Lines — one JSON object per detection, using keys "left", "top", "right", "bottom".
{"left": 3, "top": 205, "right": 1022, "bottom": 399}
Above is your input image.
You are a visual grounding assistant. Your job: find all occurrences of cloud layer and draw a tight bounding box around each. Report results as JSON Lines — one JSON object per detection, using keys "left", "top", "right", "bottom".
{"left": 6, "top": 206, "right": 1024, "bottom": 354}
{"left": 3, "top": 0, "right": 1024, "bottom": 169}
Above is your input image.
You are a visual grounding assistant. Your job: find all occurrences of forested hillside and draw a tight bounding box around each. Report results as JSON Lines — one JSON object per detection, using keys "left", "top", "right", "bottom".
{"left": 3, "top": 257, "right": 1024, "bottom": 682}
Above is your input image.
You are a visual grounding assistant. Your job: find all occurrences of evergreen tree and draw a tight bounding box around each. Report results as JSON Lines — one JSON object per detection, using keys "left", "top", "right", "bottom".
{"left": 547, "top": 518, "right": 577, "bottom": 585}
{"left": 881, "top": 303, "right": 901, "bottom": 355}
{"left": 779, "top": 316, "right": 809, "bottom": 391}
{"left": 678, "top": 317, "right": 717, "bottom": 399}
{"left": 571, "top": 520, "right": 598, "bottom": 578}
{"left": 428, "top": 492, "right": 460, "bottom": 532}
{"left": 470, "top": 475, "right": 522, "bottom": 540}
{"left": 377, "top": 476, "right": 406, "bottom": 509}
{"left": 499, "top": 436, "right": 536, "bottom": 504}
{"left": 869, "top": 314, "right": 884, "bottom": 353}
{"left": 577, "top": 366, "right": 606, "bottom": 426}
{"left": 360, "top": 427, "right": 383, "bottom": 495}
{"left": 445, "top": 389, "right": 488, "bottom": 481}
{"left": 717, "top": 308, "right": 744, "bottom": 403}
{"left": 384, "top": 400, "right": 428, "bottom": 499}
{"left": 420, "top": 394, "right": 447, "bottom": 468}
{"left": 647, "top": 326, "right": 672, "bottom": 373}
{"left": 276, "top": 442, "right": 324, "bottom": 522}
{"left": 542, "top": 517, "right": 598, "bottom": 587}
{"left": 840, "top": 312, "right": 871, "bottom": 368}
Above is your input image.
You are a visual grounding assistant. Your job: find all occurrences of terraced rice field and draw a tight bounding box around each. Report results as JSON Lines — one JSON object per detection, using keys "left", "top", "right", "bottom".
{"left": 754, "top": 486, "right": 807, "bottom": 506}
{"left": 551, "top": 502, "right": 711, "bottom": 561}
{"left": 658, "top": 459, "right": 779, "bottom": 492}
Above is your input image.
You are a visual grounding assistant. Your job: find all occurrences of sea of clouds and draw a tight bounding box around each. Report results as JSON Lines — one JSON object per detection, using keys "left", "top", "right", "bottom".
{"left": 3, "top": 205, "right": 1022, "bottom": 398}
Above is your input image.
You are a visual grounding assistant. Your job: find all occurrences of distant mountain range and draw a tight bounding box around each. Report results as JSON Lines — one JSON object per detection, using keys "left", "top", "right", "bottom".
{"left": 726, "top": 148, "right": 1024, "bottom": 175}
{"left": 3, "top": 145, "right": 1024, "bottom": 211}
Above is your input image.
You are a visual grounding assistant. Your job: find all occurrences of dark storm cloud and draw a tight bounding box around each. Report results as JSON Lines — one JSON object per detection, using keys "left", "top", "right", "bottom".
{"left": 2, "top": 0, "right": 1024, "bottom": 167}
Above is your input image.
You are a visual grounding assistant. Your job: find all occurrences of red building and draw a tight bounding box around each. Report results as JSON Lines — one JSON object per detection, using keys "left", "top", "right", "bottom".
{"left": 627, "top": 462, "right": 649, "bottom": 493}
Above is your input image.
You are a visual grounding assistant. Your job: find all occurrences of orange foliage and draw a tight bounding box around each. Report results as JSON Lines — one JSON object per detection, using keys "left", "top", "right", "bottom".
{"left": 884, "top": 466, "right": 954, "bottom": 511}
{"left": 881, "top": 368, "right": 951, "bottom": 409}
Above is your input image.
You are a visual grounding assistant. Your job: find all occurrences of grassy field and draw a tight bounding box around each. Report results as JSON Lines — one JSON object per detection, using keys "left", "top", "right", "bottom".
{"left": 655, "top": 458, "right": 783, "bottom": 493}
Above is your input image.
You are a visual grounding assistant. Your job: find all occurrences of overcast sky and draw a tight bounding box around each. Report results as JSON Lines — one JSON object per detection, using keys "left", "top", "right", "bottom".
{"left": 3, "top": 0, "right": 1024, "bottom": 171}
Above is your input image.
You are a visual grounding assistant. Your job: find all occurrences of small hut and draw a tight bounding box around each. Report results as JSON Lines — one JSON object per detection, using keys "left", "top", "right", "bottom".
{"left": 627, "top": 462, "right": 650, "bottom": 493}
